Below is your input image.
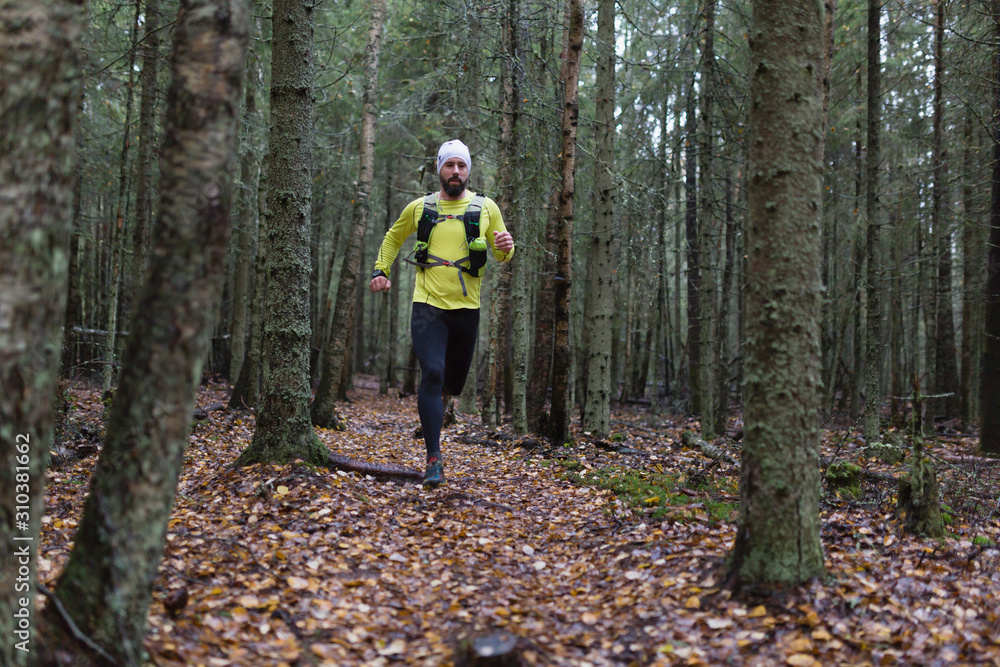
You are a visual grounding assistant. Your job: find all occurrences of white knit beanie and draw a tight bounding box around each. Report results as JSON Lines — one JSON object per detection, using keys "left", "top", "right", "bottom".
{"left": 436, "top": 140, "right": 471, "bottom": 174}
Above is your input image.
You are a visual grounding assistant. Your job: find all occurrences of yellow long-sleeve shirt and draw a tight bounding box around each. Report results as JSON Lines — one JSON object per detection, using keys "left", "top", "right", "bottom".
{"left": 374, "top": 191, "right": 513, "bottom": 310}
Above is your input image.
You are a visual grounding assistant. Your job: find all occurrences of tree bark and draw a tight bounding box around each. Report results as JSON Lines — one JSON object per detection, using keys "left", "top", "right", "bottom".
{"left": 229, "top": 31, "right": 264, "bottom": 386}
{"left": 102, "top": 0, "right": 142, "bottom": 396}
{"left": 237, "top": 0, "right": 330, "bottom": 465}
{"left": 36, "top": 0, "right": 248, "bottom": 662}
{"left": 863, "top": 0, "right": 883, "bottom": 444}
{"left": 980, "top": 0, "right": 1000, "bottom": 455}
{"left": 960, "top": 114, "right": 978, "bottom": 430}
{"left": 582, "top": 0, "right": 616, "bottom": 439}
{"left": 526, "top": 190, "right": 560, "bottom": 431}
{"left": 548, "top": 0, "right": 584, "bottom": 445}
{"left": 931, "top": 0, "right": 959, "bottom": 420}
{"left": 129, "top": 0, "right": 162, "bottom": 304}
{"left": 698, "top": 0, "right": 718, "bottom": 439}
{"left": 311, "top": 0, "right": 385, "bottom": 427}
{"left": 729, "top": 0, "right": 826, "bottom": 587}
{"left": 0, "top": 0, "right": 82, "bottom": 661}
{"left": 685, "top": 67, "right": 701, "bottom": 415}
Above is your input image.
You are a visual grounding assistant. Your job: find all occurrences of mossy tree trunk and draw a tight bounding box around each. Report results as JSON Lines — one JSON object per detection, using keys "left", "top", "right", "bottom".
{"left": 237, "top": 0, "right": 330, "bottom": 464}
{"left": 898, "top": 377, "right": 944, "bottom": 537}
{"left": 311, "top": 0, "right": 385, "bottom": 428}
{"left": 728, "top": 0, "right": 826, "bottom": 587}
{"left": 0, "top": 0, "right": 82, "bottom": 662}
{"left": 36, "top": 0, "right": 249, "bottom": 662}
{"left": 548, "top": 0, "right": 583, "bottom": 446}
{"left": 581, "top": 0, "right": 615, "bottom": 439}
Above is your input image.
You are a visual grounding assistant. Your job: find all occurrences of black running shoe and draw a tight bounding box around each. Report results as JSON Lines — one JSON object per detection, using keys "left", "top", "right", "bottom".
{"left": 423, "top": 460, "right": 446, "bottom": 488}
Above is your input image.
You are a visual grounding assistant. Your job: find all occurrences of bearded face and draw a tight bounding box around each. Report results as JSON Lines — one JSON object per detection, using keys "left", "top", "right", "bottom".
{"left": 438, "top": 157, "right": 469, "bottom": 198}
{"left": 439, "top": 170, "right": 468, "bottom": 198}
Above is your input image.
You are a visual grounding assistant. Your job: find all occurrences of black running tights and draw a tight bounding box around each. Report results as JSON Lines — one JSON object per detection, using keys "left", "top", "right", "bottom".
{"left": 410, "top": 303, "right": 479, "bottom": 460}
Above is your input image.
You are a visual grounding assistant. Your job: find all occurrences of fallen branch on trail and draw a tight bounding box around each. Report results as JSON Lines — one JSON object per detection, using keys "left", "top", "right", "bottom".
{"left": 327, "top": 453, "right": 422, "bottom": 483}
{"left": 681, "top": 430, "right": 737, "bottom": 465}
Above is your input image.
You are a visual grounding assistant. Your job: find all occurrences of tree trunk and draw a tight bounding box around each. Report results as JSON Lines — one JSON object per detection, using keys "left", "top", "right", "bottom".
{"left": 526, "top": 190, "right": 560, "bottom": 431}
{"left": 229, "top": 33, "right": 264, "bottom": 386}
{"left": 548, "top": 0, "right": 584, "bottom": 445}
{"left": 0, "top": 0, "right": 82, "bottom": 661}
{"left": 714, "top": 161, "right": 735, "bottom": 436}
{"left": 980, "top": 0, "right": 1000, "bottom": 455}
{"left": 102, "top": 0, "right": 142, "bottom": 396}
{"left": 228, "top": 160, "right": 267, "bottom": 410}
{"left": 237, "top": 0, "right": 330, "bottom": 465}
{"left": 931, "top": 0, "right": 959, "bottom": 420}
{"left": 311, "top": 0, "right": 385, "bottom": 427}
{"left": 129, "top": 0, "right": 162, "bottom": 306}
{"left": 960, "top": 114, "right": 977, "bottom": 430}
{"left": 36, "top": 1, "right": 248, "bottom": 662}
{"left": 729, "top": 0, "right": 826, "bottom": 587}
{"left": 863, "top": 0, "right": 883, "bottom": 444}
{"left": 698, "top": 0, "right": 718, "bottom": 440}
{"left": 582, "top": 0, "right": 616, "bottom": 438}
{"left": 685, "top": 68, "right": 701, "bottom": 415}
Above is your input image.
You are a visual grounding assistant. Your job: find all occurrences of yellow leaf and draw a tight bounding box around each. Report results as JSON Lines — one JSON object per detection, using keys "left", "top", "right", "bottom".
{"left": 685, "top": 595, "right": 701, "bottom": 610}
{"left": 787, "top": 654, "right": 818, "bottom": 667}
{"left": 748, "top": 605, "right": 767, "bottom": 618}
{"left": 811, "top": 628, "right": 833, "bottom": 641}
{"left": 788, "top": 638, "right": 813, "bottom": 653}
{"left": 377, "top": 638, "right": 406, "bottom": 656}
{"left": 644, "top": 496, "right": 660, "bottom": 505}
{"left": 276, "top": 485, "right": 289, "bottom": 496}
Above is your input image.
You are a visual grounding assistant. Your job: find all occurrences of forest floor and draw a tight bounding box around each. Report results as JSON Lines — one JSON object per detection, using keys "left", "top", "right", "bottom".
{"left": 42, "top": 376, "right": 1000, "bottom": 666}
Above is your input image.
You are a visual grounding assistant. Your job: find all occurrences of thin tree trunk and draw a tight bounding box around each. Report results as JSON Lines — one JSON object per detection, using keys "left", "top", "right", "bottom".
{"left": 526, "top": 190, "right": 560, "bottom": 431}
{"left": 102, "top": 0, "right": 142, "bottom": 396}
{"left": 863, "top": 0, "right": 883, "bottom": 444}
{"left": 228, "top": 160, "right": 267, "bottom": 410}
{"left": 980, "top": 0, "right": 1000, "bottom": 455}
{"left": 932, "top": 0, "right": 959, "bottom": 420}
{"left": 129, "top": 0, "right": 162, "bottom": 304}
{"left": 229, "top": 34, "right": 264, "bottom": 385}
{"left": 698, "top": 0, "right": 718, "bottom": 439}
{"left": 311, "top": 0, "right": 385, "bottom": 426}
{"left": 729, "top": 0, "right": 826, "bottom": 587}
{"left": 582, "top": 0, "right": 616, "bottom": 438}
{"left": 685, "top": 68, "right": 701, "bottom": 415}
{"left": 714, "top": 161, "right": 735, "bottom": 436}
{"left": 36, "top": 1, "right": 248, "bottom": 662}
{"left": 0, "top": 0, "right": 82, "bottom": 661}
{"left": 960, "top": 114, "right": 977, "bottom": 430}
{"left": 548, "top": 0, "right": 584, "bottom": 445}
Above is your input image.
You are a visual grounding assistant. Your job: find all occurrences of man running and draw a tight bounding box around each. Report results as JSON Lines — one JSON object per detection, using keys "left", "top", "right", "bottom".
{"left": 369, "top": 139, "right": 514, "bottom": 487}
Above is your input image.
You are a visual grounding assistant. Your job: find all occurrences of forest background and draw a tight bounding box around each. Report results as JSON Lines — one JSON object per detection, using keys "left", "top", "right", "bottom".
{"left": 3, "top": 0, "right": 1000, "bottom": 664}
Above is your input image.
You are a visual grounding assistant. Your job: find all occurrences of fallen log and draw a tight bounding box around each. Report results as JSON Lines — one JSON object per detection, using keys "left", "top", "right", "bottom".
{"left": 681, "top": 430, "right": 737, "bottom": 465}
{"left": 327, "top": 453, "right": 422, "bottom": 484}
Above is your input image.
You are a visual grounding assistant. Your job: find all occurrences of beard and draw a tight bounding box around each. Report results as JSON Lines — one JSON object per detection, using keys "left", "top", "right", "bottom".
{"left": 440, "top": 173, "right": 467, "bottom": 198}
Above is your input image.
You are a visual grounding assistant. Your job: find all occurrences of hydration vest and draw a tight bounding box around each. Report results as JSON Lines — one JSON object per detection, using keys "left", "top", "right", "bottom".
{"left": 404, "top": 192, "right": 489, "bottom": 296}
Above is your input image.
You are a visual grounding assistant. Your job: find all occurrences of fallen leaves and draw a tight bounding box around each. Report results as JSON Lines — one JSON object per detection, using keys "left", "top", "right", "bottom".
{"left": 37, "top": 378, "right": 1000, "bottom": 666}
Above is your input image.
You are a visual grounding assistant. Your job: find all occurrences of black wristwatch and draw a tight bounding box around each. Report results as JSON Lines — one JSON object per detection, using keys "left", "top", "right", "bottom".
{"left": 371, "top": 269, "right": 387, "bottom": 279}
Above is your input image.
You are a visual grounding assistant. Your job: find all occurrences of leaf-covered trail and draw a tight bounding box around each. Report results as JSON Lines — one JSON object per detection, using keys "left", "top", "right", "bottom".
{"left": 42, "top": 380, "right": 1000, "bottom": 666}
